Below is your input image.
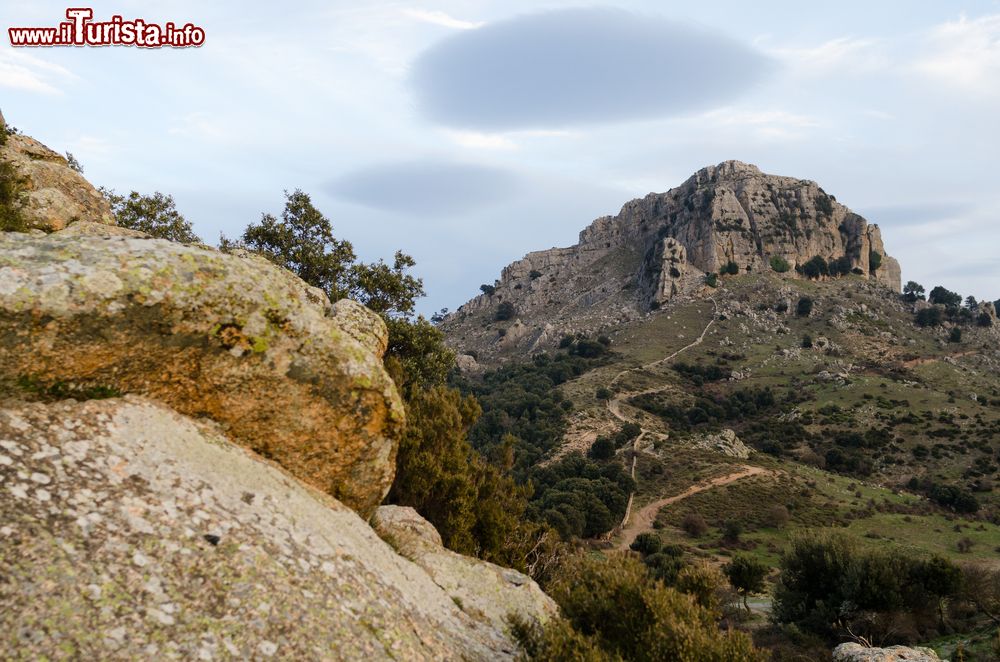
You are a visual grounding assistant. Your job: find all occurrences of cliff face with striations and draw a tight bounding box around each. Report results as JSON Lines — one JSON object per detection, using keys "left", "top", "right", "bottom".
{"left": 442, "top": 160, "right": 901, "bottom": 361}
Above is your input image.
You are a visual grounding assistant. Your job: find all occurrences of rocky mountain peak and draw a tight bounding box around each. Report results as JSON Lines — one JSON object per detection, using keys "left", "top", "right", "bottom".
{"left": 443, "top": 161, "right": 902, "bottom": 360}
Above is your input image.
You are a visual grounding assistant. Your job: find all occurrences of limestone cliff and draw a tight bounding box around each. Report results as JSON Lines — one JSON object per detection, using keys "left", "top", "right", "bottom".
{"left": 442, "top": 161, "right": 902, "bottom": 361}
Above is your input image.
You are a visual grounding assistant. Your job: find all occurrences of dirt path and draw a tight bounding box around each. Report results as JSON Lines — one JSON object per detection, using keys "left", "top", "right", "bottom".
{"left": 617, "top": 466, "right": 773, "bottom": 550}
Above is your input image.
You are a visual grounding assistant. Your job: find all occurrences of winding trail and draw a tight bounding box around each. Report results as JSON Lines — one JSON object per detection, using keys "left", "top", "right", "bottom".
{"left": 596, "top": 298, "right": 772, "bottom": 546}
{"left": 617, "top": 466, "right": 773, "bottom": 550}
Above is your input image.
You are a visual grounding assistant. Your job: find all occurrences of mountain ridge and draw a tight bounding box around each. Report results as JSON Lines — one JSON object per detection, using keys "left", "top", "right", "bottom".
{"left": 443, "top": 160, "right": 902, "bottom": 362}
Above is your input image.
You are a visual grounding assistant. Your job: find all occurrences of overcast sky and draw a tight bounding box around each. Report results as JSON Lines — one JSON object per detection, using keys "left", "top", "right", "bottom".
{"left": 3, "top": 0, "right": 999, "bottom": 314}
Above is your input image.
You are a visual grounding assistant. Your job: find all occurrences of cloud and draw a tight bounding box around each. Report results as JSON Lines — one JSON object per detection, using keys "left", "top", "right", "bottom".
{"left": 410, "top": 7, "right": 774, "bottom": 130}
{"left": 915, "top": 14, "right": 1000, "bottom": 96}
{"left": 401, "top": 8, "right": 483, "bottom": 30}
{"left": 0, "top": 48, "right": 75, "bottom": 94}
{"left": 768, "top": 37, "right": 888, "bottom": 75}
{"left": 858, "top": 201, "right": 974, "bottom": 228}
{"left": 328, "top": 159, "right": 519, "bottom": 216}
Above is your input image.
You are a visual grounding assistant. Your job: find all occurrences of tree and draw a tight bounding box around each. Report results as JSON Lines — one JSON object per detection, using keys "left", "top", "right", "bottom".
{"left": 630, "top": 532, "right": 663, "bottom": 556}
{"left": 929, "top": 286, "right": 962, "bottom": 310}
{"left": 222, "top": 189, "right": 423, "bottom": 317}
{"left": 903, "top": 281, "right": 926, "bottom": 302}
{"left": 725, "top": 555, "right": 769, "bottom": 612}
{"left": 801, "top": 334, "right": 813, "bottom": 349}
{"left": 949, "top": 327, "right": 962, "bottom": 343}
{"left": 595, "top": 387, "right": 612, "bottom": 402}
{"left": 101, "top": 189, "right": 201, "bottom": 243}
{"left": 480, "top": 283, "right": 496, "bottom": 296}
{"left": 797, "top": 296, "right": 814, "bottom": 317}
{"left": 0, "top": 153, "right": 26, "bottom": 232}
{"left": 770, "top": 255, "right": 791, "bottom": 273}
{"left": 965, "top": 295, "right": 979, "bottom": 310}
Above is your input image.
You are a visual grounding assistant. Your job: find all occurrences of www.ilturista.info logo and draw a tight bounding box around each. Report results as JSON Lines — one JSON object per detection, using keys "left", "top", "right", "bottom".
{"left": 8, "top": 8, "right": 205, "bottom": 48}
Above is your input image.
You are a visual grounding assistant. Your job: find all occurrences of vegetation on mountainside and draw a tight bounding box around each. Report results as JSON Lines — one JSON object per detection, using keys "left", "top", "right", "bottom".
{"left": 514, "top": 553, "right": 764, "bottom": 661}
{"left": 102, "top": 188, "right": 202, "bottom": 243}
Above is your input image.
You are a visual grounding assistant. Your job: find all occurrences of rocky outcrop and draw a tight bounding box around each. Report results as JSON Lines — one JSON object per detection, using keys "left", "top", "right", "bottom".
{"left": 0, "top": 129, "right": 114, "bottom": 231}
{"left": 443, "top": 160, "right": 901, "bottom": 361}
{"left": 691, "top": 428, "right": 752, "bottom": 459}
{"left": 833, "top": 642, "right": 942, "bottom": 662}
{"left": 0, "top": 397, "right": 540, "bottom": 660}
{"left": 0, "top": 233, "right": 403, "bottom": 516}
{"left": 373, "top": 506, "right": 557, "bottom": 633}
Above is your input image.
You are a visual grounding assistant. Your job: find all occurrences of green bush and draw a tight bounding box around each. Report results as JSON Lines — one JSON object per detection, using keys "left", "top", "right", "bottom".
{"left": 480, "top": 283, "right": 496, "bottom": 296}
{"left": 720, "top": 261, "right": 739, "bottom": 275}
{"left": 104, "top": 189, "right": 201, "bottom": 243}
{"left": 544, "top": 554, "right": 764, "bottom": 661}
{"left": 929, "top": 286, "right": 962, "bottom": 309}
{"left": 0, "top": 158, "right": 26, "bottom": 232}
{"left": 915, "top": 307, "right": 942, "bottom": 327}
{"left": 704, "top": 273, "right": 718, "bottom": 288}
{"left": 725, "top": 555, "right": 769, "bottom": 612}
{"left": 529, "top": 269, "right": 542, "bottom": 280}
{"left": 796, "top": 296, "right": 814, "bottom": 317}
{"left": 949, "top": 327, "right": 962, "bottom": 343}
{"left": 769, "top": 256, "right": 791, "bottom": 273}
{"left": 495, "top": 301, "right": 516, "bottom": 321}
{"left": 588, "top": 437, "right": 615, "bottom": 461}
{"left": 868, "top": 250, "right": 882, "bottom": 272}
{"left": 595, "top": 387, "right": 612, "bottom": 401}
{"left": 799, "top": 256, "right": 828, "bottom": 279}
{"left": 630, "top": 532, "right": 663, "bottom": 556}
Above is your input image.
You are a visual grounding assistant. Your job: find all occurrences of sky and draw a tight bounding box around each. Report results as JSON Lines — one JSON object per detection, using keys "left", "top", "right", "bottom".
{"left": 2, "top": 0, "right": 999, "bottom": 315}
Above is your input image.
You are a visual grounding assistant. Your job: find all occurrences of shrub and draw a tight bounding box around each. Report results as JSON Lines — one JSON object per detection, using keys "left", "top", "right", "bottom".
{"left": 800, "top": 256, "right": 828, "bottom": 279}
{"left": 979, "top": 312, "right": 994, "bottom": 327}
{"left": 869, "top": 250, "right": 882, "bottom": 272}
{"left": 65, "top": 151, "right": 83, "bottom": 173}
{"left": 595, "top": 387, "right": 612, "bottom": 401}
{"left": 480, "top": 283, "right": 496, "bottom": 296}
{"left": 495, "top": 301, "right": 516, "bottom": 321}
{"left": 721, "top": 261, "right": 740, "bottom": 275}
{"left": 722, "top": 520, "right": 743, "bottom": 543}
{"left": 0, "top": 158, "right": 27, "bottom": 232}
{"left": 829, "top": 256, "right": 853, "bottom": 277}
{"left": 801, "top": 334, "right": 813, "bottom": 349}
{"left": 766, "top": 505, "right": 790, "bottom": 528}
{"left": 770, "top": 255, "right": 791, "bottom": 273}
{"left": 915, "top": 307, "right": 942, "bottom": 327}
{"left": 682, "top": 512, "right": 709, "bottom": 537}
{"left": 543, "top": 554, "right": 764, "bottom": 661}
{"left": 949, "top": 327, "right": 962, "bottom": 343}
{"left": 588, "top": 437, "right": 615, "bottom": 461}
{"left": 704, "top": 273, "right": 718, "bottom": 288}
{"left": 797, "top": 296, "right": 814, "bottom": 317}
{"left": 630, "top": 532, "right": 663, "bottom": 556}
{"left": 528, "top": 269, "right": 542, "bottom": 280}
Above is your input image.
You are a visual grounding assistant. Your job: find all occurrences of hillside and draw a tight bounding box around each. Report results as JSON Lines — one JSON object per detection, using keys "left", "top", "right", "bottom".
{"left": 442, "top": 160, "right": 902, "bottom": 363}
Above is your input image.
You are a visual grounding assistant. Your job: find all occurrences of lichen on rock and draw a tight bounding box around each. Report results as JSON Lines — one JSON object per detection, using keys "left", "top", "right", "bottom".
{"left": 0, "top": 233, "right": 403, "bottom": 516}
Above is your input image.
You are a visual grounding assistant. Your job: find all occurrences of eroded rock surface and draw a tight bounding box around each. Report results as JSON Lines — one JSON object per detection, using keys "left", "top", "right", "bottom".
{"left": 833, "top": 642, "right": 942, "bottom": 662}
{"left": 0, "top": 233, "right": 403, "bottom": 516}
{"left": 0, "top": 398, "right": 523, "bottom": 660}
{"left": 373, "top": 505, "right": 558, "bottom": 633}
{"left": 0, "top": 131, "right": 114, "bottom": 231}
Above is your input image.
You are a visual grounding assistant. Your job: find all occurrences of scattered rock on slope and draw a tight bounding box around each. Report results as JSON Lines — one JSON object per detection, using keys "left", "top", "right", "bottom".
{"left": 832, "top": 642, "right": 943, "bottom": 662}
{"left": 0, "top": 233, "right": 403, "bottom": 516}
{"left": 0, "top": 397, "right": 550, "bottom": 660}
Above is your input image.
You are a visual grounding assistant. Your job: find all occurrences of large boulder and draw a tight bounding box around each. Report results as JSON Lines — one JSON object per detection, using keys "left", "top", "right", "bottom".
{"left": 373, "top": 506, "right": 557, "bottom": 633}
{"left": 833, "top": 642, "right": 943, "bottom": 662}
{"left": 0, "top": 233, "right": 403, "bottom": 516}
{"left": 0, "top": 397, "right": 533, "bottom": 659}
{"left": 0, "top": 130, "right": 114, "bottom": 231}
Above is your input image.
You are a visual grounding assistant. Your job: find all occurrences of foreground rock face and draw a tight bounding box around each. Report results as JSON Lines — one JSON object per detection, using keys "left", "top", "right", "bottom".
{"left": 0, "top": 131, "right": 114, "bottom": 231}
{"left": 0, "top": 397, "right": 546, "bottom": 660}
{"left": 443, "top": 160, "right": 901, "bottom": 361}
{"left": 373, "top": 506, "right": 558, "bottom": 634}
{"left": 0, "top": 233, "right": 403, "bottom": 516}
{"left": 833, "top": 642, "right": 942, "bottom": 662}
